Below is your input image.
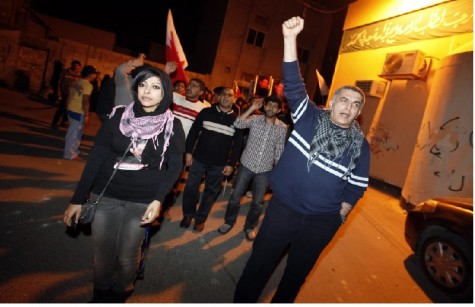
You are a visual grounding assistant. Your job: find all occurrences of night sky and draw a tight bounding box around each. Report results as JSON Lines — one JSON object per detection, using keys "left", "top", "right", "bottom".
{"left": 30, "top": 0, "right": 208, "bottom": 61}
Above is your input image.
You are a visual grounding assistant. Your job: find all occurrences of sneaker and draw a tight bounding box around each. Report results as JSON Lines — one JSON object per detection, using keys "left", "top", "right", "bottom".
{"left": 218, "top": 223, "right": 233, "bottom": 234}
{"left": 180, "top": 216, "right": 192, "bottom": 229}
{"left": 244, "top": 229, "right": 256, "bottom": 241}
{"left": 245, "top": 191, "right": 253, "bottom": 198}
{"left": 193, "top": 222, "right": 205, "bottom": 232}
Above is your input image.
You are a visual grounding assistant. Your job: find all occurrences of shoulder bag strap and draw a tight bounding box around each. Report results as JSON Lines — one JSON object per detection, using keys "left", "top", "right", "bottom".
{"left": 95, "top": 140, "right": 133, "bottom": 202}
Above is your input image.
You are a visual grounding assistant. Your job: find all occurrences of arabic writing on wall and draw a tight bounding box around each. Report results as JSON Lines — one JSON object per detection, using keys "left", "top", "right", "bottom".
{"left": 418, "top": 116, "right": 473, "bottom": 192}
{"left": 340, "top": 0, "right": 473, "bottom": 53}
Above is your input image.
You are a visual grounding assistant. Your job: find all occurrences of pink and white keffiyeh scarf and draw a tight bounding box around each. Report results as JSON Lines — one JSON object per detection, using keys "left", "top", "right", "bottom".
{"left": 110, "top": 103, "right": 174, "bottom": 169}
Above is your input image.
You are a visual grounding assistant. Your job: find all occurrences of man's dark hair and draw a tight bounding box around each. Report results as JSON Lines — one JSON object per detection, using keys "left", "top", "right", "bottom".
{"left": 174, "top": 79, "right": 186, "bottom": 87}
{"left": 81, "top": 65, "right": 97, "bottom": 78}
{"left": 213, "top": 86, "right": 224, "bottom": 95}
{"left": 265, "top": 95, "right": 283, "bottom": 110}
{"left": 71, "top": 60, "right": 81, "bottom": 67}
{"left": 189, "top": 78, "right": 205, "bottom": 91}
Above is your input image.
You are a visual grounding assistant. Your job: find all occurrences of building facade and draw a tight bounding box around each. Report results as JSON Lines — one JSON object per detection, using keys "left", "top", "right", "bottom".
{"left": 331, "top": 0, "right": 472, "bottom": 204}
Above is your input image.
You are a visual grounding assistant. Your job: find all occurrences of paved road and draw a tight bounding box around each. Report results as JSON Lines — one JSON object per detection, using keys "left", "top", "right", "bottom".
{"left": 0, "top": 87, "right": 457, "bottom": 303}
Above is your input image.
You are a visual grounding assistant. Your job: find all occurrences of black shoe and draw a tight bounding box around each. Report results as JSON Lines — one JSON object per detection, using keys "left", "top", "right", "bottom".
{"left": 193, "top": 222, "right": 205, "bottom": 232}
{"left": 180, "top": 216, "right": 192, "bottom": 229}
{"left": 90, "top": 288, "right": 115, "bottom": 303}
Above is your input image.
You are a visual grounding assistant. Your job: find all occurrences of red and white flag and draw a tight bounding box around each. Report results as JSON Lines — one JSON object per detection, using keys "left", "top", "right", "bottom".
{"left": 166, "top": 9, "right": 189, "bottom": 84}
{"left": 233, "top": 81, "right": 242, "bottom": 98}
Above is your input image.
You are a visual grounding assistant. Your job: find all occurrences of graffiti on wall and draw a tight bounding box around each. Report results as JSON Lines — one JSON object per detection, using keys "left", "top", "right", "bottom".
{"left": 368, "top": 124, "right": 399, "bottom": 158}
{"left": 418, "top": 116, "right": 473, "bottom": 192}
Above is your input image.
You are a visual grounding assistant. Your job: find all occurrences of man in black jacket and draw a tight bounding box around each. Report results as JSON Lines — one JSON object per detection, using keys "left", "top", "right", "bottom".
{"left": 180, "top": 87, "right": 244, "bottom": 232}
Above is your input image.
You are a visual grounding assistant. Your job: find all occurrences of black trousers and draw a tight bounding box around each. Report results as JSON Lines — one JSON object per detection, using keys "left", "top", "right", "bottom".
{"left": 51, "top": 96, "right": 68, "bottom": 125}
{"left": 234, "top": 196, "right": 342, "bottom": 303}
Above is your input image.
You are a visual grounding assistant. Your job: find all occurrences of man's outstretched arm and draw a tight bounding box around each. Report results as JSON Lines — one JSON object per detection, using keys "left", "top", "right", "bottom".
{"left": 282, "top": 16, "right": 304, "bottom": 62}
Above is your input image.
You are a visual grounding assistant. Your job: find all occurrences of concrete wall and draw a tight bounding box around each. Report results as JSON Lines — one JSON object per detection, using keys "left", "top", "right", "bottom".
{"left": 402, "top": 51, "right": 473, "bottom": 204}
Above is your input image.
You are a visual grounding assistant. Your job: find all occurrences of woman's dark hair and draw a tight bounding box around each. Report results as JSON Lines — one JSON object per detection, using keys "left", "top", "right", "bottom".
{"left": 131, "top": 63, "right": 152, "bottom": 78}
{"left": 131, "top": 66, "right": 173, "bottom": 114}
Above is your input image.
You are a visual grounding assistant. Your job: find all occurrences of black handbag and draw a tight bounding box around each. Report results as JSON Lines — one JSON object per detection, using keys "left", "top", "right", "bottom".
{"left": 79, "top": 141, "right": 133, "bottom": 224}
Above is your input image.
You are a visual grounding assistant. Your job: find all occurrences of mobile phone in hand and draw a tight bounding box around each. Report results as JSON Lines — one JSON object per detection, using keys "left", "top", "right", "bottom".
{"left": 70, "top": 217, "right": 77, "bottom": 229}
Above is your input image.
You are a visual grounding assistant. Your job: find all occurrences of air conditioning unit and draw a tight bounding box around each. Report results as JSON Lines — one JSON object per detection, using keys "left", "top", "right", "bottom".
{"left": 355, "top": 80, "right": 387, "bottom": 98}
{"left": 379, "top": 50, "right": 429, "bottom": 80}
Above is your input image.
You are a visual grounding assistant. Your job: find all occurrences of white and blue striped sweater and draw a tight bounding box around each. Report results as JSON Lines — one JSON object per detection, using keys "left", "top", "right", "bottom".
{"left": 269, "top": 61, "right": 370, "bottom": 214}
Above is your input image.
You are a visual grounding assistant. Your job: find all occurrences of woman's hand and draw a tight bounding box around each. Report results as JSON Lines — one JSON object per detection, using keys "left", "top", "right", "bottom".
{"left": 64, "top": 204, "right": 82, "bottom": 227}
{"left": 141, "top": 200, "right": 161, "bottom": 225}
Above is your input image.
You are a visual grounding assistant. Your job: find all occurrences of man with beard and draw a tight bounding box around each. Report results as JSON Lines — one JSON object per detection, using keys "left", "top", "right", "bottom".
{"left": 218, "top": 95, "right": 287, "bottom": 241}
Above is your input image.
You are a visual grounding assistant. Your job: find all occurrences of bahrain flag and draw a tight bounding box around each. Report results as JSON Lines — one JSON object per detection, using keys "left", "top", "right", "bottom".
{"left": 233, "top": 81, "right": 242, "bottom": 98}
{"left": 166, "top": 9, "right": 189, "bottom": 84}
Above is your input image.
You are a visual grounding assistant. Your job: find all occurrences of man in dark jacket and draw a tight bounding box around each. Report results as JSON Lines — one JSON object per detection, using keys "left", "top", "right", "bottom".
{"left": 180, "top": 87, "right": 243, "bottom": 232}
{"left": 234, "top": 16, "right": 370, "bottom": 303}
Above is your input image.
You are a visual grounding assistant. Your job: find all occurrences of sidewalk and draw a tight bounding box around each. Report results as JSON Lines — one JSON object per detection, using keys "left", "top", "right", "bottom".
{"left": 1, "top": 87, "right": 443, "bottom": 304}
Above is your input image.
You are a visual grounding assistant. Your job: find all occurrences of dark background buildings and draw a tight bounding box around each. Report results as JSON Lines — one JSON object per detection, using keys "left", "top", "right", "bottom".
{"left": 30, "top": 0, "right": 351, "bottom": 79}
{"left": 30, "top": 0, "right": 227, "bottom": 74}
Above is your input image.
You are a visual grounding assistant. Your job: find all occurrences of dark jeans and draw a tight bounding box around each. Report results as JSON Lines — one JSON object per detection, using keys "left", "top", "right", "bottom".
{"left": 182, "top": 159, "right": 224, "bottom": 224}
{"left": 234, "top": 197, "right": 342, "bottom": 303}
{"left": 91, "top": 194, "right": 148, "bottom": 295}
{"left": 51, "top": 96, "right": 68, "bottom": 126}
{"left": 224, "top": 164, "right": 269, "bottom": 230}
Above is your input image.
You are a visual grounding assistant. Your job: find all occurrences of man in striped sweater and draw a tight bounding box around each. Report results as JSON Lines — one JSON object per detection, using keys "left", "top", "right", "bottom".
{"left": 234, "top": 16, "right": 370, "bottom": 303}
{"left": 171, "top": 78, "right": 210, "bottom": 137}
{"left": 180, "top": 87, "right": 244, "bottom": 232}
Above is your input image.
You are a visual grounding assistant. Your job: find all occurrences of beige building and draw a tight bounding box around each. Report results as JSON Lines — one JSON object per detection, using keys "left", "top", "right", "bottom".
{"left": 332, "top": 0, "right": 472, "bottom": 204}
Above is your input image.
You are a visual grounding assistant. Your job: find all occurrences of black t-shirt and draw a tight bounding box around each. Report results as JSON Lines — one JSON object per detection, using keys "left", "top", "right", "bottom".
{"left": 70, "top": 108, "right": 185, "bottom": 204}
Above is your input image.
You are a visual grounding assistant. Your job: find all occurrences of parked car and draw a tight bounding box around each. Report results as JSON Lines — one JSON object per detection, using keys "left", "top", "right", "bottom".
{"left": 404, "top": 197, "right": 473, "bottom": 299}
